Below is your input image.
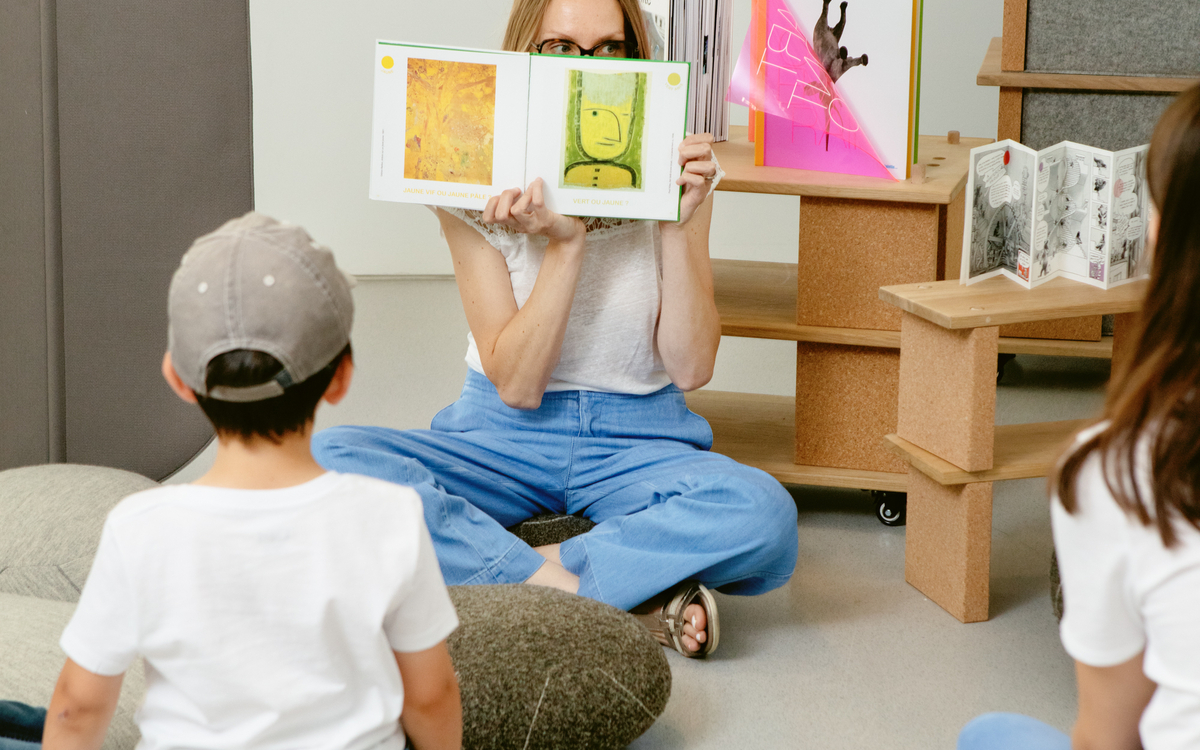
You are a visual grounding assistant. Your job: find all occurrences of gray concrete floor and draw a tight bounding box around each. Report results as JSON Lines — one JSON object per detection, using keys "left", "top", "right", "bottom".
{"left": 172, "top": 278, "right": 1110, "bottom": 749}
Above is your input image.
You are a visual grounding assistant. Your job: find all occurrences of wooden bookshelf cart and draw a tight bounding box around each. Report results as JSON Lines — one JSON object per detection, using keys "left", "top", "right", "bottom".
{"left": 685, "top": 126, "right": 1116, "bottom": 509}
{"left": 878, "top": 276, "right": 1147, "bottom": 622}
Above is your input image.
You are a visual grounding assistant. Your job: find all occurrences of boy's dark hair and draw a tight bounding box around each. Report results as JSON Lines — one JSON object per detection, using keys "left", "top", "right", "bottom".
{"left": 195, "top": 344, "right": 352, "bottom": 443}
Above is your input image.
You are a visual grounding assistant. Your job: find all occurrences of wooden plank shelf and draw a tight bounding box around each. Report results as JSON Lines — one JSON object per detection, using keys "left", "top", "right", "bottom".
{"left": 977, "top": 36, "right": 1198, "bottom": 93}
{"left": 712, "top": 126, "right": 990, "bottom": 205}
{"left": 686, "top": 390, "right": 907, "bottom": 492}
{"left": 883, "top": 419, "right": 1094, "bottom": 485}
{"left": 714, "top": 259, "right": 1115, "bottom": 357}
{"left": 879, "top": 276, "right": 1148, "bottom": 330}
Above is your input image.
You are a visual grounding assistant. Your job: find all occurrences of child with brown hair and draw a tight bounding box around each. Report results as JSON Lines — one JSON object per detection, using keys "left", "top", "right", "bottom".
{"left": 958, "top": 83, "right": 1200, "bottom": 750}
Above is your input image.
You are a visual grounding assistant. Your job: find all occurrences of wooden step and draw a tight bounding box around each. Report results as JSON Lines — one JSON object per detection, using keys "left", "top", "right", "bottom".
{"left": 978, "top": 36, "right": 1198, "bottom": 93}
{"left": 713, "top": 259, "right": 1115, "bottom": 357}
{"left": 712, "top": 127, "right": 986, "bottom": 204}
{"left": 686, "top": 390, "right": 907, "bottom": 492}
{"left": 883, "top": 419, "right": 1095, "bottom": 485}
{"left": 879, "top": 276, "right": 1147, "bottom": 330}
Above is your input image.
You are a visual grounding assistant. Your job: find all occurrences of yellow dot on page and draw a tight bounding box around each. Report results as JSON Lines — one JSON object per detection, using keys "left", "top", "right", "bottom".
{"left": 382, "top": 56, "right": 394, "bottom": 70}
{"left": 667, "top": 72, "right": 681, "bottom": 86}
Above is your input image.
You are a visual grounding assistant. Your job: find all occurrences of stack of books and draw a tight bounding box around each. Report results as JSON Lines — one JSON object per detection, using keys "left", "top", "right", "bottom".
{"left": 640, "top": 0, "right": 734, "bottom": 141}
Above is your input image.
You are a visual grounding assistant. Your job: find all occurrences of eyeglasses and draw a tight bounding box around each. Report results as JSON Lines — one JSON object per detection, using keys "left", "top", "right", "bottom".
{"left": 534, "top": 39, "right": 631, "bottom": 58}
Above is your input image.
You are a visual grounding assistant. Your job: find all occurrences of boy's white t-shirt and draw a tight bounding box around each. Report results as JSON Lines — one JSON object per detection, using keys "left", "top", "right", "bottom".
{"left": 60, "top": 472, "right": 458, "bottom": 750}
{"left": 1052, "top": 423, "right": 1200, "bottom": 749}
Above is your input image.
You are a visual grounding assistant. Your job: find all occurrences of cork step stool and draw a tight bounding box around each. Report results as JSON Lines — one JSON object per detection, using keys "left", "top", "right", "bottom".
{"left": 877, "top": 275, "right": 1147, "bottom": 622}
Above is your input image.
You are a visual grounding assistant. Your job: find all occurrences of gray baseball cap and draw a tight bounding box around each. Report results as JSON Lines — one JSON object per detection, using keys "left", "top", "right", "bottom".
{"left": 168, "top": 212, "right": 355, "bottom": 402}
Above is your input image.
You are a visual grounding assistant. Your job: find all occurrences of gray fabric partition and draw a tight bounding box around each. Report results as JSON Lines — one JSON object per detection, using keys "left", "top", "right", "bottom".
{"left": 1, "top": 0, "right": 253, "bottom": 479}
{"left": 1020, "top": 90, "right": 1178, "bottom": 151}
{"left": 1025, "top": 0, "right": 1200, "bottom": 77}
{"left": 0, "top": 1, "right": 52, "bottom": 470}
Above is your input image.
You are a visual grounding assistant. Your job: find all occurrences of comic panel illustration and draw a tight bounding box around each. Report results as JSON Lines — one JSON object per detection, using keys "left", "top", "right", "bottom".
{"left": 561, "top": 70, "right": 647, "bottom": 192}
{"left": 967, "top": 145, "right": 1032, "bottom": 281}
{"left": 1033, "top": 147, "right": 1092, "bottom": 282}
{"left": 1107, "top": 148, "right": 1150, "bottom": 284}
{"left": 404, "top": 58, "right": 497, "bottom": 185}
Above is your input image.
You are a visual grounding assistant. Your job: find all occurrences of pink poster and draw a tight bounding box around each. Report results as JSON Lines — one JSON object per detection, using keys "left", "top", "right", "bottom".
{"left": 728, "top": 0, "right": 896, "bottom": 180}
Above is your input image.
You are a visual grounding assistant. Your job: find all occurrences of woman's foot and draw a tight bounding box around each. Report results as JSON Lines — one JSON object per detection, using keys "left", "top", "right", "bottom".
{"left": 631, "top": 582, "right": 719, "bottom": 658}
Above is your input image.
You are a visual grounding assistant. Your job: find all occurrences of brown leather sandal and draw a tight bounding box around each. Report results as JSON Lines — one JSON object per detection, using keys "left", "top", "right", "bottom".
{"left": 633, "top": 581, "right": 719, "bottom": 658}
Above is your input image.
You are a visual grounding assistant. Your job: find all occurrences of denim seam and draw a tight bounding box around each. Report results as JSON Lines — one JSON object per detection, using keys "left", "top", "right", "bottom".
{"left": 436, "top": 487, "right": 530, "bottom": 585}
{"left": 456, "top": 538, "right": 541, "bottom": 585}
{"left": 562, "top": 535, "right": 605, "bottom": 603}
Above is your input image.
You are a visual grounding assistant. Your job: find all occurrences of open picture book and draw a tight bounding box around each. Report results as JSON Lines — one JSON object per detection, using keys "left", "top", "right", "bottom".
{"left": 962, "top": 139, "right": 1151, "bottom": 289}
{"left": 369, "top": 41, "right": 691, "bottom": 221}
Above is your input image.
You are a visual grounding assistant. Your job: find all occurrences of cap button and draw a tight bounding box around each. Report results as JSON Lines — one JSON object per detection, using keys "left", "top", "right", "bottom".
{"left": 197, "top": 282, "right": 208, "bottom": 293}
{"left": 263, "top": 275, "right": 276, "bottom": 287}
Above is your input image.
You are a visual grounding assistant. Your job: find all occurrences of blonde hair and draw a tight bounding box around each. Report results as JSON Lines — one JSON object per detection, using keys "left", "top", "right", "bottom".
{"left": 502, "top": 0, "right": 651, "bottom": 59}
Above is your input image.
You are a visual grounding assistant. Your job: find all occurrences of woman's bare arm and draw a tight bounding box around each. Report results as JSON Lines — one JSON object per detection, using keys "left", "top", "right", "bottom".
{"left": 436, "top": 180, "right": 586, "bottom": 409}
{"left": 657, "top": 135, "right": 721, "bottom": 391}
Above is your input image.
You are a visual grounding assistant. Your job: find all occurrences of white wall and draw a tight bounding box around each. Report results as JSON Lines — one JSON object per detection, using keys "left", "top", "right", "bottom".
{"left": 250, "top": 0, "right": 1002, "bottom": 275}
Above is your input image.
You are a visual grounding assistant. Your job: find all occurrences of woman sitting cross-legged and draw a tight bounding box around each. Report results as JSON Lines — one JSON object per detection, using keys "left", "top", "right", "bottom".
{"left": 314, "top": 0, "right": 799, "bottom": 658}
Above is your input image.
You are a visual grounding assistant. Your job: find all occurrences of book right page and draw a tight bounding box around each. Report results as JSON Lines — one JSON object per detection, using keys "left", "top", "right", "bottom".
{"left": 1105, "top": 145, "right": 1152, "bottom": 286}
{"left": 525, "top": 54, "right": 689, "bottom": 221}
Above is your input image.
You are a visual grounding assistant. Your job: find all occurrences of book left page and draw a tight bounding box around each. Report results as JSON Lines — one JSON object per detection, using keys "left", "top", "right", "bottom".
{"left": 961, "top": 140, "right": 1036, "bottom": 286}
{"left": 369, "top": 42, "right": 530, "bottom": 211}
{"left": 524, "top": 55, "right": 690, "bottom": 221}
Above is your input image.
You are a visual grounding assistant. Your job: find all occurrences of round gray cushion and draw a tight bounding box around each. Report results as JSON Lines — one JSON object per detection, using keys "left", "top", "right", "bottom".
{"left": 0, "top": 464, "right": 158, "bottom": 602}
{"left": 449, "top": 585, "right": 670, "bottom": 750}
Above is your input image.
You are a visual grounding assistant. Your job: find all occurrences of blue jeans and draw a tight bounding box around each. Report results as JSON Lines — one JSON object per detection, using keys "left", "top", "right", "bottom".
{"left": 958, "top": 713, "right": 1071, "bottom": 750}
{"left": 0, "top": 701, "right": 44, "bottom": 750}
{"left": 313, "top": 371, "right": 799, "bottom": 610}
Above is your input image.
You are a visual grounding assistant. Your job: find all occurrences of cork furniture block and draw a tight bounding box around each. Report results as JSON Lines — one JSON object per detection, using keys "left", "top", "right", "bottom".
{"left": 796, "top": 197, "right": 941, "bottom": 331}
{"left": 904, "top": 469, "right": 994, "bottom": 623}
{"left": 795, "top": 343, "right": 906, "bottom": 474}
{"left": 686, "top": 390, "right": 908, "bottom": 492}
{"left": 897, "top": 313, "right": 999, "bottom": 472}
{"left": 999, "top": 317, "right": 1100, "bottom": 341}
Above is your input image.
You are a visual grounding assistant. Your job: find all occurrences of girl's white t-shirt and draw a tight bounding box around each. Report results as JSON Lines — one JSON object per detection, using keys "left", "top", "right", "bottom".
{"left": 60, "top": 472, "right": 458, "bottom": 750}
{"left": 1052, "top": 423, "right": 1200, "bottom": 749}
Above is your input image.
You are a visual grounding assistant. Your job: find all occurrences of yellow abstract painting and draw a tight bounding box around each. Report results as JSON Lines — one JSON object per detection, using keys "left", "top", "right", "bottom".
{"left": 404, "top": 58, "right": 497, "bottom": 185}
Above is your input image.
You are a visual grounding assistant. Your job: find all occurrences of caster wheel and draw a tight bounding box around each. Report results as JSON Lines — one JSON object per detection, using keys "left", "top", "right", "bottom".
{"left": 872, "top": 491, "right": 907, "bottom": 526}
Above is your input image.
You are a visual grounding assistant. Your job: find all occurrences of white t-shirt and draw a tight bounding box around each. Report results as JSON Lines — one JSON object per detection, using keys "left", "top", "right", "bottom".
{"left": 1052, "top": 423, "right": 1200, "bottom": 749}
{"left": 438, "top": 208, "right": 671, "bottom": 395}
{"left": 60, "top": 472, "right": 459, "bottom": 750}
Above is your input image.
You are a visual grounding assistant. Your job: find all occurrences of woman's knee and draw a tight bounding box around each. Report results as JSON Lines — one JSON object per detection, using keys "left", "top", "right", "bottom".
{"left": 708, "top": 468, "right": 798, "bottom": 557}
{"left": 311, "top": 426, "right": 368, "bottom": 467}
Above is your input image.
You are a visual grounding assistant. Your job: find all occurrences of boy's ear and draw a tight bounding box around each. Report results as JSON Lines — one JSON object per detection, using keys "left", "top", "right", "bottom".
{"left": 161, "top": 352, "right": 199, "bottom": 404}
{"left": 322, "top": 353, "right": 354, "bottom": 406}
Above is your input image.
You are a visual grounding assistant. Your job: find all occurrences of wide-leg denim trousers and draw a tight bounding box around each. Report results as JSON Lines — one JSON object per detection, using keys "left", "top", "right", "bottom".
{"left": 313, "top": 371, "right": 799, "bottom": 611}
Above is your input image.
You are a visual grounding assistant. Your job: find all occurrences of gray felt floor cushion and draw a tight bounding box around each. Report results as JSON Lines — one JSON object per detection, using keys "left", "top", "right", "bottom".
{"left": 449, "top": 585, "right": 670, "bottom": 749}
{"left": 0, "top": 464, "right": 158, "bottom": 601}
{"left": 0, "top": 465, "right": 671, "bottom": 750}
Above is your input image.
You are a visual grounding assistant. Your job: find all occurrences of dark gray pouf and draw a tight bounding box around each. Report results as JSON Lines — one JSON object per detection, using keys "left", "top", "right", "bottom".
{"left": 507, "top": 513, "right": 597, "bottom": 548}
{"left": 448, "top": 585, "right": 671, "bottom": 750}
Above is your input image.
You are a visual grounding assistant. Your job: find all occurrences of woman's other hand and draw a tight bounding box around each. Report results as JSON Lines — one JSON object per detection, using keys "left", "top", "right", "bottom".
{"left": 482, "top": 178, "right": 585, "bottom": 244}
{"left": 673, "top": 133, "right": 718, "bottom": 226}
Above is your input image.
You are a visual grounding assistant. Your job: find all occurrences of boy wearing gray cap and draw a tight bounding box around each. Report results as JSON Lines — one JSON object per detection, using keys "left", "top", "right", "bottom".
{"left": 40, "top": 213, "right": 462, "bottom": 750}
